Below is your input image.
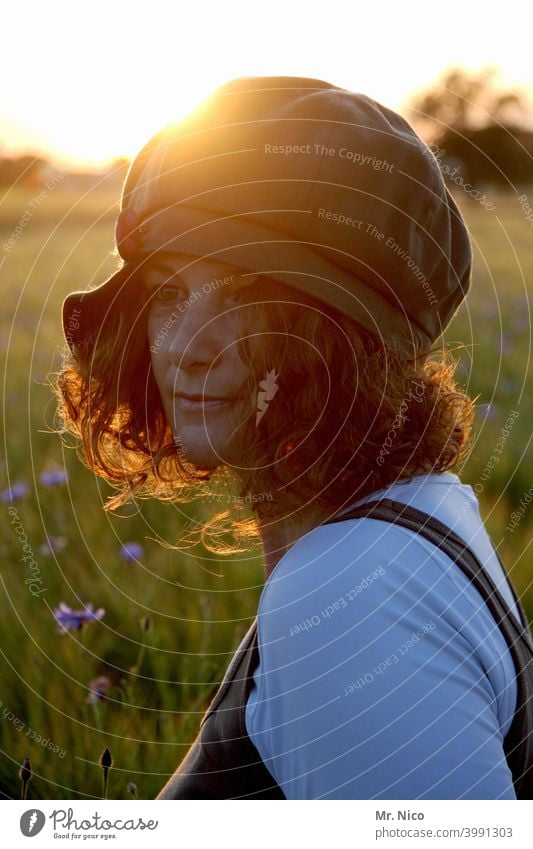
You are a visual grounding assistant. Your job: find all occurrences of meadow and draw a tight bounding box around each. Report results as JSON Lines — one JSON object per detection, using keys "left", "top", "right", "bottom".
{"left": 0, "top": 183, "right": 532, "bottom": 799}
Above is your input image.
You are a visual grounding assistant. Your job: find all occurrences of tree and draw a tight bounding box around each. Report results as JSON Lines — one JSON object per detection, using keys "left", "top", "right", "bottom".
{"left": 406, "top": 66, "right": 529, "bottom": 139}
{"left": 405, "top": 67, "right": 533, "bottom": 188}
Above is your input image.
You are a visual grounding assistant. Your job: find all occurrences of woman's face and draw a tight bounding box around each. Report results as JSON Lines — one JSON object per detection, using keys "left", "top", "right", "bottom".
{"left": 144, "top": 252, "right": 258, "bottom": 470}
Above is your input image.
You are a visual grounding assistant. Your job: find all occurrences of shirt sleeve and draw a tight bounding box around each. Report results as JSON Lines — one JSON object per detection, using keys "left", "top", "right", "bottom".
{"left": 245, "top": 519, "right": 518, "bottom": 799}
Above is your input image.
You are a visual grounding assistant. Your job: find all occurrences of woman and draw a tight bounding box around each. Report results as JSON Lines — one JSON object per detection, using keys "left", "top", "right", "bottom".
{"left": 56, "top": 76, "right": 533, "bottom": 799}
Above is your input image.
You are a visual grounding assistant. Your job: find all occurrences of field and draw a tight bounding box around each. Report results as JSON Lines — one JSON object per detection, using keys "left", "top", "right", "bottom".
{"left": 0, "top": 184, "right": 532, "bottom": 799}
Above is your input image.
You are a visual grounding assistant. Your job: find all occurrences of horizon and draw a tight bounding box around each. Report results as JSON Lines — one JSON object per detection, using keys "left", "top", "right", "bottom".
{"left": 1, "top": 0, "right": 532, "bottom": 172}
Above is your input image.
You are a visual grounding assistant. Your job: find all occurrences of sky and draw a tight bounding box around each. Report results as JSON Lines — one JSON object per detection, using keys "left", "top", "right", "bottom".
{"left": 1, "top": 0, "right": 532, "bottom": 171}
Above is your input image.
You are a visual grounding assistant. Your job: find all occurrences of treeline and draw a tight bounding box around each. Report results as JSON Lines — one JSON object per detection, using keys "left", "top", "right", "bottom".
{"left": 0, "top": 156, "right": 130, "bottom": 190}
{"left": 407, "top": 67, "right": 533, "bottom": 188}
{"left": 2, "top": 68, "right": 533, "bottom": 191}
{"left": 0, "top": 155, "right": 50, "bottom": 188}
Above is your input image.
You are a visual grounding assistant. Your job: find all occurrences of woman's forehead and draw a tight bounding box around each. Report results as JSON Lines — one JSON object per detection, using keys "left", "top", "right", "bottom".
{"left": 144, "top": 251, "right": 249, "bottom": 277}
{"left": 141, "top": 252, "right": 322, "bottom": 307}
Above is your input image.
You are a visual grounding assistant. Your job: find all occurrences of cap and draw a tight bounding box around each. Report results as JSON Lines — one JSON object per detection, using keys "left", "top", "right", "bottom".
{"left": 62, "top": 75, "right": 472, "bottom": 358}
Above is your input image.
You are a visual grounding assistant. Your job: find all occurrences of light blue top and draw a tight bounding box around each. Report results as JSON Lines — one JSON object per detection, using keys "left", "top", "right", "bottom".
{"left": 245, "top": 472, "right": 520, "bottom": 799}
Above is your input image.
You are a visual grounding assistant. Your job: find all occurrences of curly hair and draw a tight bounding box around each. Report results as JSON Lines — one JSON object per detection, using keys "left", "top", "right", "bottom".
{"left": 52, "top": 266, "right": 476, "bottom": 554}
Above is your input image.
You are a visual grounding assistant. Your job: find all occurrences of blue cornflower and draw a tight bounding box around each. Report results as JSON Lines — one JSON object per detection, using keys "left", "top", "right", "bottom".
{"left": 513, "top": 313, "right": 530, "bottom": 332}
{"left": 39, "top": 467, "right": 68, "bottom": 486}
{"left": 39, "top": 536, "right": 67, "bottom": 556}
{"left": 479, "top": 301, "right": 498, "bottom": 319}
{"left": 119, "top": 542, "right": 144, "bottom": 562}
{"left": 480, "top": 403, "right": 498, "bottom": 420}
{"left": 87, "top": 675, "right": 111, "bottom": 705}
{"left": 53, "top": 602, "right": 105, "bottom": 634}
{"left": 0, "top": 481, "right": 29, "bottom": 502}
{"left": 499, "top": 379, "right": 519, "bottom": 397}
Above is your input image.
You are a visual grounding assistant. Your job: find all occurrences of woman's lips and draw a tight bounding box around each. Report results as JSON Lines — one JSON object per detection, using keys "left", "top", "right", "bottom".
{"left": 174, "top": 395, "right": 236, "bottom": 412}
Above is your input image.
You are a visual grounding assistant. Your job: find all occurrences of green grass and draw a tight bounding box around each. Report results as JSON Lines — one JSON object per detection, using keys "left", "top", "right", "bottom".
{"left": 0, "top": 185, "right": 531, "bottom": 799}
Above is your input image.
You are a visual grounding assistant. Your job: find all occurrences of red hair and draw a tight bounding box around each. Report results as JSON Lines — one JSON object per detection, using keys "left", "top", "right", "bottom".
{"left": 53, "top": 271, "right": 475, "bottom": 553}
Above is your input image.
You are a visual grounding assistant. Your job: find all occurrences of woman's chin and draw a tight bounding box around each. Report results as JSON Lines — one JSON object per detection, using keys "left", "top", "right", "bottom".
{"left": 171, "top": 412, "right": 248, "bottom": 472}
{"left": 175, "top": 437, "right": 230, "bottom": 472}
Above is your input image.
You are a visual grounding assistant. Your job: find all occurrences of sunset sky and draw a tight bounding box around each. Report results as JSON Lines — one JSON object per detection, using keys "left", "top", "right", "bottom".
{"left": 2, "top": 0, "right": 532, "bottom": 171}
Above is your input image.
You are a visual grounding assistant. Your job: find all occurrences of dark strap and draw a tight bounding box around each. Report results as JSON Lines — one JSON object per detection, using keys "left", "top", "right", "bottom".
{"left": 323, "top": 498, "right": 533, "bottom": 798}
{"left": 155, "top": 618, "right": 285, "bottom": 799}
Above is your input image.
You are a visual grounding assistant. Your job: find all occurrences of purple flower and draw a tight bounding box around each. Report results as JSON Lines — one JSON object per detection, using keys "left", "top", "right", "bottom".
{"left": 479, "top": 301, "right": 498, "bottom": 319}
{"left": 87, "top": 675, "right": 111, "bottom": 705}
{"left": 39, "top": 467, "right": 68, "bottom": 486}
{"left": 119, "top": 542, "right": 144, "bottom": 562}
{"left": 0, "top": 481, "right": 29, "bottom": 502}
{"left": 513, "top": 314, "right": 530, "bottom": 332}
{"left": 39, "top": 535, "right": 67, "bottom": 556}
{"left": 499, "top": 379, "right": 519, "bottom": 397}
{"left": 53, "top": 602, "right": 105, "bottom": 634}
{"left": 480, "top": 403, "right": 498, "bottom": 420}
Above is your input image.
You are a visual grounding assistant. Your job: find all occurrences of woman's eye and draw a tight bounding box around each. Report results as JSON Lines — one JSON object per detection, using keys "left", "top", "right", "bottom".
{"left": 144, "top": 273, "right": 260, "bottom": 307}
{"left": 151, "top": 283, "right": 187, "bottom": 305}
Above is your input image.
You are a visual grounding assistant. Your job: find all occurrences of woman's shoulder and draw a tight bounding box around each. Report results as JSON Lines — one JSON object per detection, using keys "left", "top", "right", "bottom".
{"left": 257, "top": 470, "right": 520, "bottom": 636}
{"left": 259, "top": 474, "right": 466, "bottom": 599}
{"left": 253, "top": 471, "right": 518, "bottom": 745}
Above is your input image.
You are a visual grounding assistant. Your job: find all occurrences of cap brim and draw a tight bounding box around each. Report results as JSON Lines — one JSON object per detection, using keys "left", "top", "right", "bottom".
{"left": 61, "top": 264, "right": 136, "bottom": 355}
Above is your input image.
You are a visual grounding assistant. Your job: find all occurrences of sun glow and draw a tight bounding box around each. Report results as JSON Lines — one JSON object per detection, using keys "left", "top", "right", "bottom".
{"left": 1, "top": 0, "right": 531, "bottom": 170}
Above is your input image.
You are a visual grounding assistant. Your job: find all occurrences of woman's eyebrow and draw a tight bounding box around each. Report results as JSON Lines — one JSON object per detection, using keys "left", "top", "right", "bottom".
{"left": 144, "top": 257, "right": 181, "bottom": 274}
{"left": 144, "top": 256, "right": 260, "bottom": 283}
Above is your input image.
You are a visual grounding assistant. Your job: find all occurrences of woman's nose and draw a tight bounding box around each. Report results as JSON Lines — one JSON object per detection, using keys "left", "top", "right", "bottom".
{"left": 165, "top": 299, "right": 226, "bottom": 370}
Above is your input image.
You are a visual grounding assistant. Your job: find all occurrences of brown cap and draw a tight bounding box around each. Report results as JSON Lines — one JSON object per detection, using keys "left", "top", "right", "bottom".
{"left": 62, "top": 75, "right": 472, "bottom": 358}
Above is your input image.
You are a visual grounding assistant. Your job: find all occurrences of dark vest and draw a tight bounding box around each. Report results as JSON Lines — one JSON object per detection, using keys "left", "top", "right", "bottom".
{"left": 155, "top": 498, "right": 533, "bottom": 799}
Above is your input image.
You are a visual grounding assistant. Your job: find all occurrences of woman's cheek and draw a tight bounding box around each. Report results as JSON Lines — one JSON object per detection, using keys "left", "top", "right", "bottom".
{"left": 147, "top": 312, "right": 165, "bottom": 356}
{"left": 147, "top": 323, "right": 168, "bottom": 401}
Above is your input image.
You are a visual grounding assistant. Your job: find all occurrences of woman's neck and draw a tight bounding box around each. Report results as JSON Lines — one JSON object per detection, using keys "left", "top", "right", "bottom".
{"left": 256, "top": 507, "right": 324, "bottom": 581}
{"left": 254, "top": 469, "right": 435, "bottom": 579}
